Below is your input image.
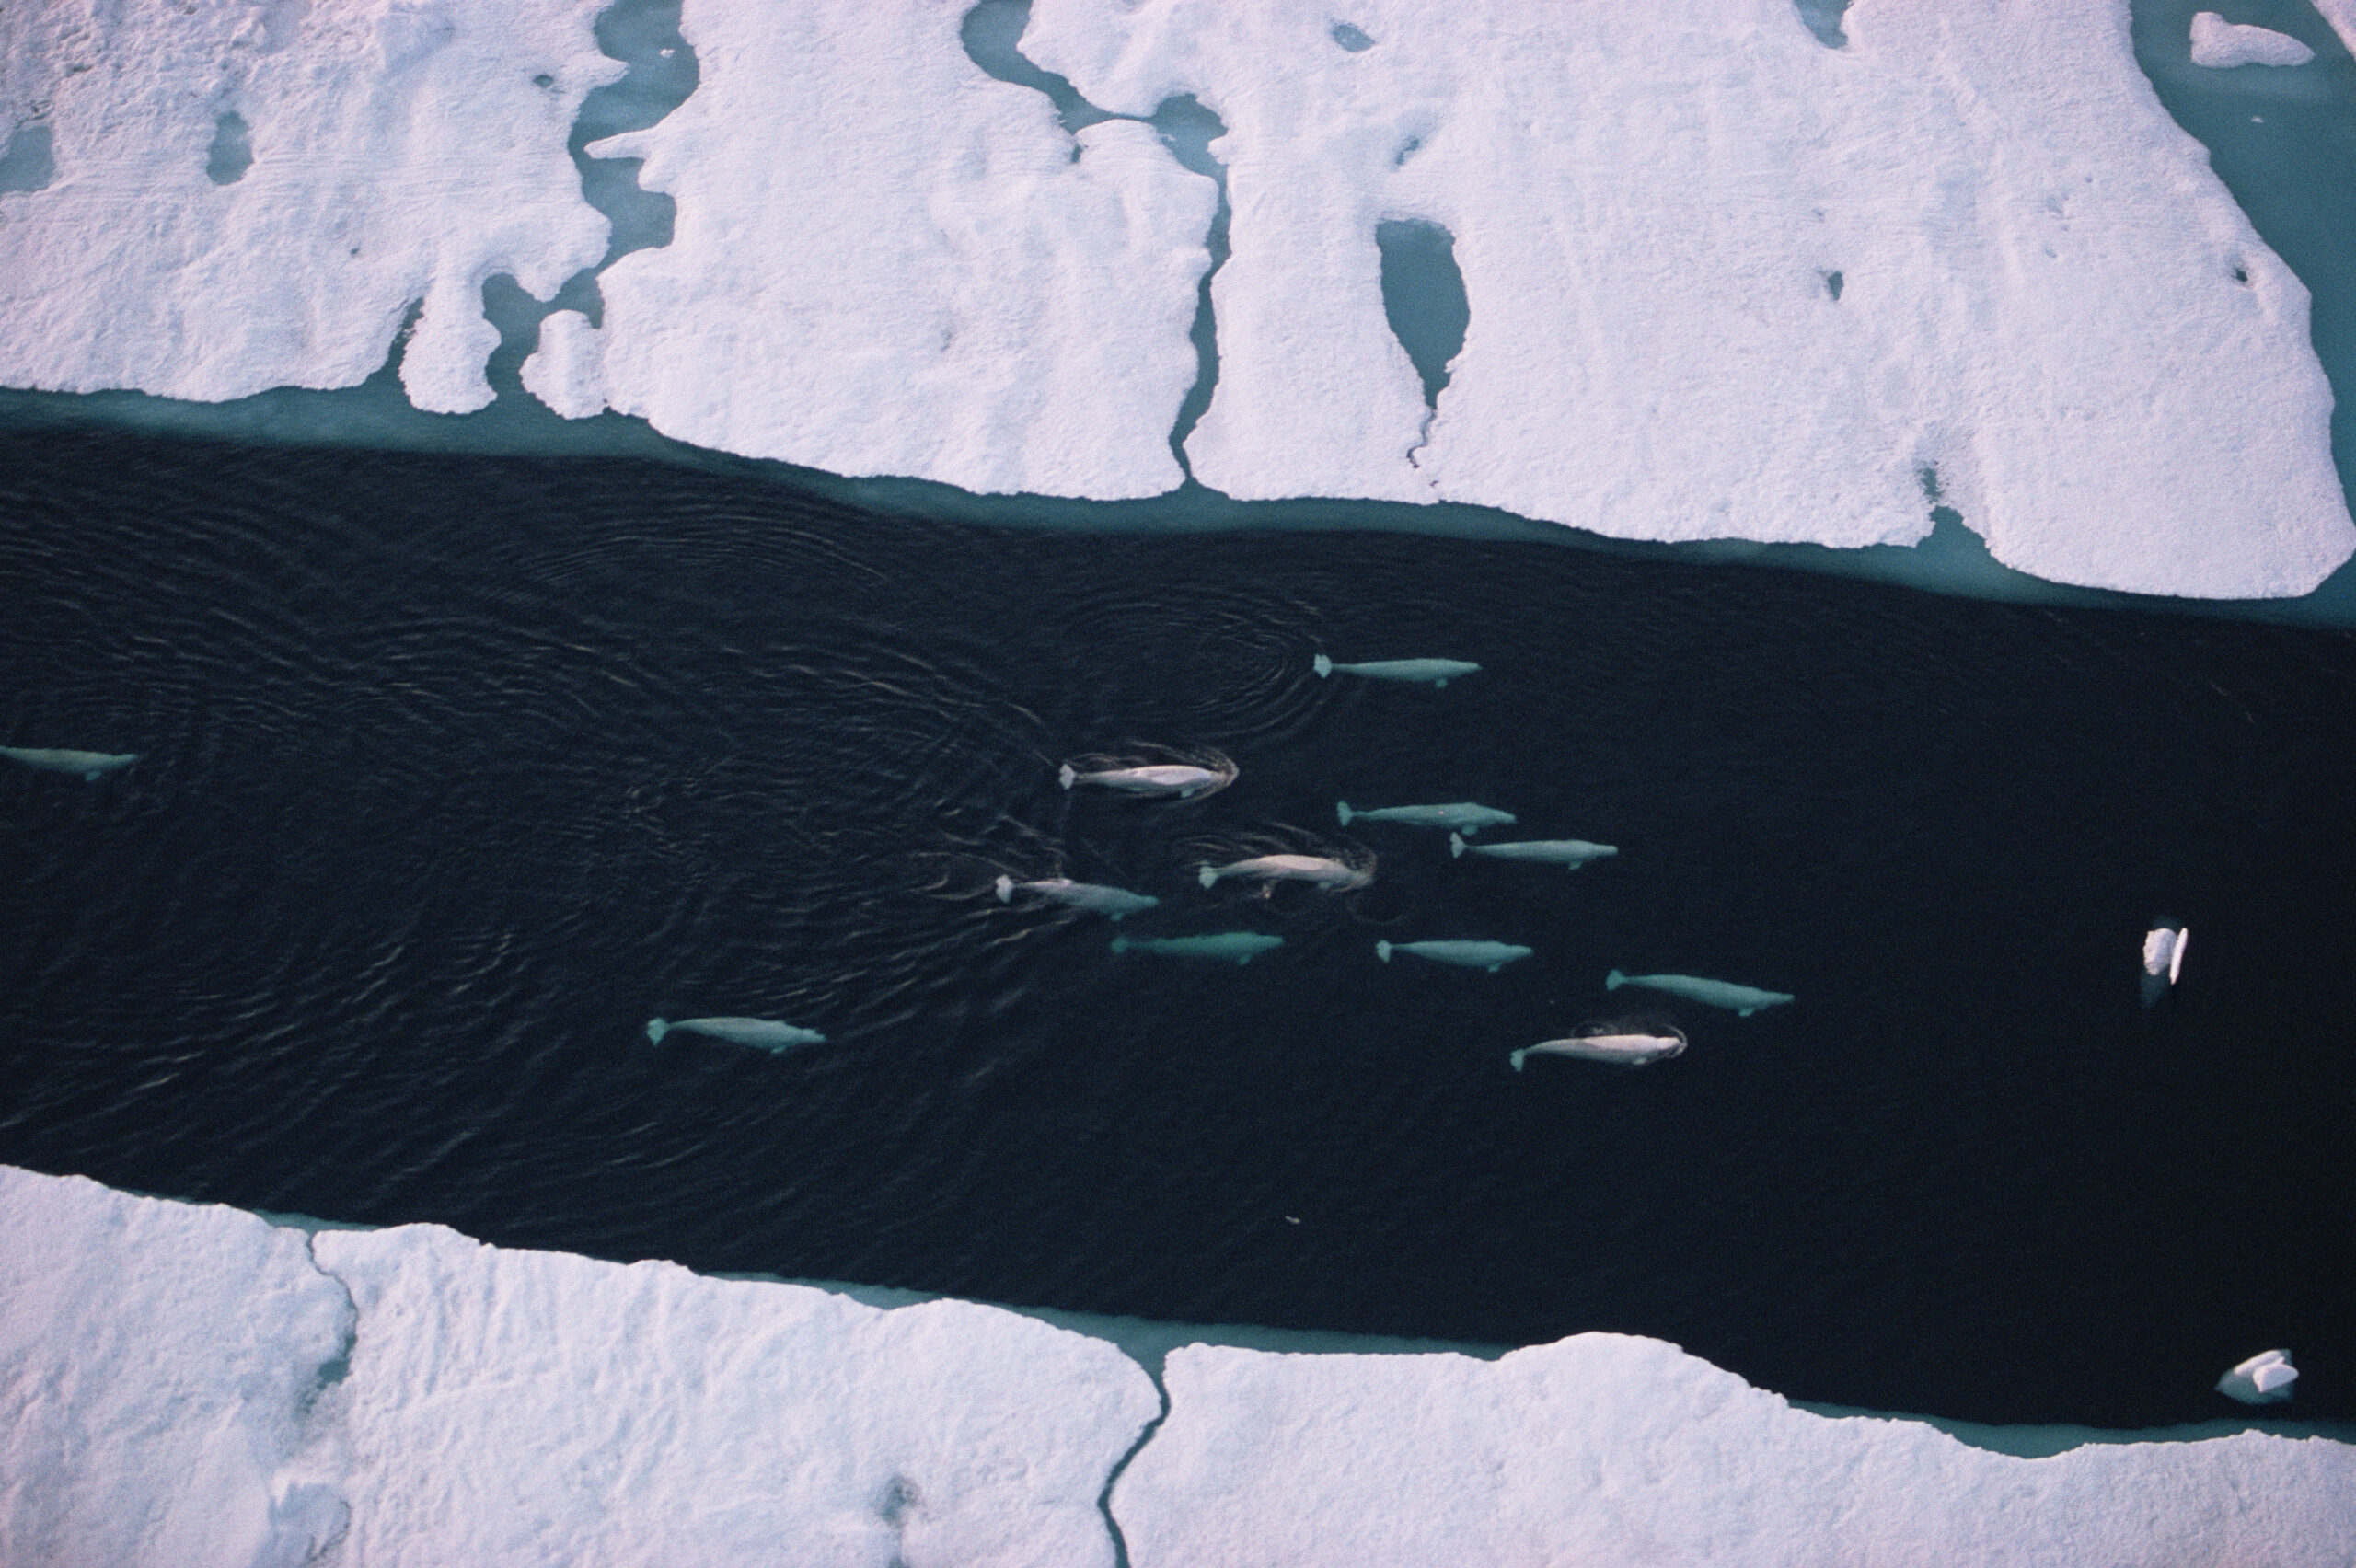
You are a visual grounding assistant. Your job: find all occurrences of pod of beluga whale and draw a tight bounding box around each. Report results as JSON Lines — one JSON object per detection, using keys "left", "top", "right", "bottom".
{"left": 1378, "top": 939, "right": 1531, "bottom": 973}
{"left": 1313, "top": 653, "right": 1480, "bottom": 688}
{"left": 1111, "top": 931, "right": 1284, "bottom": 964}
{"left": 646, "top": 1017, "right": 826, "bottom": 1050}
{"left": 997, "top": 875, "right": 1160, "bottom": 919}
{"left": 1, "top": 745, "right": 137, "bottom": 781}
{"left": 1512, "top": 1024, "right": 1687, "bottom": 1070}
{"left": 1607, "top": 969, "right": 1793, "bottom": 1016}
{"left": 1450, "top": 832, "right": 1616, "bottom": 868}
{"left": 1337, "top": 800, "right": 1516, "bottom": 834}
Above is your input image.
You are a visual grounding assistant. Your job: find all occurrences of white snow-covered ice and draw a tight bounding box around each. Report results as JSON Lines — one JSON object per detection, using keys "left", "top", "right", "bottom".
{"left": 0, "top": 0, "right": 621, "bottom": 415}
{"left": 2221, "top": 1348, "right": 2302, "bottom": 1405}
{"left": 2191, "top": 13, "right": 2317, "bottom": 69}
{"left": 5, "top": 1164, "right": 2351, "bottom": 1564}
{"left": 1115, "top": 1336, "right": 2356, "bottom": 1566}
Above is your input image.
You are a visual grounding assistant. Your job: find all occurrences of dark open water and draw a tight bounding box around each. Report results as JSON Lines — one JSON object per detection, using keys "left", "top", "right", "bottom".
{"left": 2, "top": 430, "right": 2350, "bottom": 1426}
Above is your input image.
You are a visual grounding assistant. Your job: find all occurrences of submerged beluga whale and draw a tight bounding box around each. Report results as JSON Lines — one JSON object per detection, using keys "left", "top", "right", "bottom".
{"left": 1313, "top": 653, "right": 1480, "bottom": 688}
{"left": 0, "top": 745, "right": 138, "bottom": 781}
{"left": 1110, "top": 931, "right": 1284, "bottom": 964}
{"left": 1607, "top": 969, "right": 1793, "bottom": 1016}
{"left": 1377, "top": 939, "right": 1531, "bottom": 973}
{"left": 1450, "top": 832, "right": 1617, "bottom": 868}
{"left": 1512, "top": 1023, "right": 1688, "bottom": 1070}
{"left": 646, "top": 1017, "right": 826, "bottom": 1051}
{"left": 1197, "top": 852, "right": 1372, "bottom": 894}
{"left": 996, "top": 875, "right": 1160, "bottom": 919}
{"left": 1337, "top": 800, "right": 1516, "bottom": 835}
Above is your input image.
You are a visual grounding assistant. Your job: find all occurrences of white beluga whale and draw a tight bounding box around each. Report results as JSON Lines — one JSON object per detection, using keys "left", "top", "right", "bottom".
{"left": 1450, "top": 833, "right": 1617, "bottom": 868}
{"left": 1336, "top": 800, "right": 1516, "bottom": 835}
{"left": 1110, "top": 931, "right": 1284, "bottom": 964}
{"left": 996, "top": 875, "right": 1160, "bottom": 919}
{"left": 646, "top": 1016, "right": 826, "bottom": 1051}
{"left": 1607, "top": 969, "right": 1794, "bottom": 1016}
{"left": 1377, "top": 939, "right": 1531, "bottom": 973}
{"left": 1197, "top": 852, "right": 1372, "bottom": 894}
{"left": 1313, "top": 653, "right": 1480, "bottom": 688}
{"left": 2142, "top": 921, "right": 2189, "bottom": 1007}
{"left": 1059, "top": 750, "right": 1236, "bottom": 799}
{"left": 1512, "top": 1023, "right": 1687, "bottom": 1070}
{"left": 2216, "top": 1349, "right": 2297, "bottom": 1404}
{"left": 1, "top": 745, "right": 138, "bottom": 781}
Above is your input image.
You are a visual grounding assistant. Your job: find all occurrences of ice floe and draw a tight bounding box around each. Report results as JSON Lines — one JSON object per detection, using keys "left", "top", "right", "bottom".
{"left": 575, "top": 0, "right": 1218, "bottom": 499}
{"left": 2, "top": 1165, "right": 2349, "bottom": 1564}
{"left": 1024, "top": 0, "right": 2353, "bottom": 597}
{"left": 2191, "top": 14, "right": 2316, "bottom": 69}
{"left": 0, "top": 0, "right": 621, "bottom": 414}
{"left": 1114, "top": 1336, "right": 2356, "bottom": 1566}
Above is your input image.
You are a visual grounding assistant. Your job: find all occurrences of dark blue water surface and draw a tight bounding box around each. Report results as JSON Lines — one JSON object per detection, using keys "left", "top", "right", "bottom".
{"left": 2, "top": 431, "right": 2350, "bottom": 1427}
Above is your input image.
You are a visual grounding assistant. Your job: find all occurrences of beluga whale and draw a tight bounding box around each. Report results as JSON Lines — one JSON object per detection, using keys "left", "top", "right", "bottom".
{"left": 1313, "top": 653, "right": 1480, "bottom": 688}
{"left": 1512, "top": 1022, "right": 1687, "bottom": 1070}
{"left": 1111, "top": 931, "right": 1284, "bottom": 964}
{"left": 1606, "top": 969, "right": 1793, "bottom": 1016}
{"left": 1451, "top": 833, "right": 1616, "bottom": 868}
{"left": 2141, "top": 921, "right": 2189, "bottom": 1007}
{"left": 1059, "top": 747, "right": 1236, "bottom": 800}
{"left": 1377, "top": 939, "right": 1531, "bottom": 973}
{"left": 996, "top": 875, "right": 1160, "bottom": 919}
{"left": 1337, "top": 800, "right": 1515, "bottom": 835}
{"left": 1197, "top": 849, "right": 1373, "bottom": 894}
{"left": 646, "top": 1017, "right": 826, "bottom": 1051}
{"left": 1, "top": 745, "right": 138, "bottom": 781}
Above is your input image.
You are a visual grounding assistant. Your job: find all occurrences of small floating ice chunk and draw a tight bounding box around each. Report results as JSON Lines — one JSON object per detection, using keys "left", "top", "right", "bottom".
{"left": 2189, "top": 14, "right": 2315, "bottom": 68}
{"left": 2141, "top": 923, "right": 2188, "bottom": 1006}
{"left": 2217, "top": 1348, "right": 2298, "bottom": 1404}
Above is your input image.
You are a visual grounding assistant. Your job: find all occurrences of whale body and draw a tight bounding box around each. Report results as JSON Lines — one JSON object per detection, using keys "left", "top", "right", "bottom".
{"left": 1336, "top": 800, "right": 1516, "bottom": 835}
{"left": 1377, "top": 939, "right": 1532, "bottom": 973}
{"left": 1313, "top": 653, "right": 1480, "bottom": 687}
{"left": 996, "top": 874, "right": 1160, "bottom": 918}
{"left": 1111, "top": 931, "right": 1283, "bottom": 964}
{"left": 1512, "top": 1026, "right": 1687, "bottom": 1070}
{"left": 1450, "top": 833, "right": 1617, "bottom": 867}
{"left": 1198, "top": 853, "right": 1370, "bottom": 892}
{"left": 0, "top": 745, "right": 138, "bottom": 781}
{"left": 646, "top": 1016, "right": 826, "bottom": 1051}
{"left": 1606, "top": 969, "right": 1793, "bottom": 1015}
{"left": 1061, "top": 760, "right": 1232, "bottom": 797}
{"left": 2141, "top": 923, "right": 2189, "bottom": 1007}
{"left": 2216, "top": 1349, "right": 2297, "bottom": 1405}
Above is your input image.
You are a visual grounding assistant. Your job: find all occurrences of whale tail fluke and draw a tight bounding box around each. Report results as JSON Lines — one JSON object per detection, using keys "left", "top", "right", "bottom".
{"left": 1336, "top": 800, "right": 1354, "bottom": 825}
{"left": 1605, "top": 969, "right": 1627, "bottom": 991}
{"left": 1509, "top": 1049, "right": 1527, "bottom": 1072}
{"left": 1314, "top": 653, "right": 1334, "bottom": 677}
{"left": 1376, "top": 940, "right": 1392, "bottom": 963}
{"left": 1197, "top": 865, "right": 1219, "bottom": 889}
{"left": 1449, "top": 832, "right": 1466, "bottom": 859}
{"left": 1058, "top": 763, "right": 1077, "bottom": 790}
{"left": 995, "top": 875, "right": 1014, "bottom": 904}
{"left": 645, "top": 1019, "right": 669, "bottom": 1044}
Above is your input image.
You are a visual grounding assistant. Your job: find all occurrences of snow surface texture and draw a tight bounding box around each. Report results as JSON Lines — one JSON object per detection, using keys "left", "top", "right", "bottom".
{"left": 559, "top": 0, "right": 1219, "bottom": 498}
{"left": 1021, "top": 0, "right": 2352, "bottom": 598}
{"left": 1119, "top": 1339, "right": 2356, "bottom": 1567}
{"left": 2315, "top": 0, "right": 2356, "bottom": 58}
{"left": 0, "top": 1167, "right": 1154, "bottom": 1568}
{"left": 0, "top": 0, "right": 621, "bottom": 414}
{"left": 6, "top": 1164, "right": 2353, "bottom": 1565}
{"left": 2190, "top": 13, "right": 2316, "bottom": 68}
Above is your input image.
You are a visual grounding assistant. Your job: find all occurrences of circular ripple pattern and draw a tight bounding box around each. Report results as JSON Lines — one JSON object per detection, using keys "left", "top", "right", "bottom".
{"left": 2, "top": 432, "right": 2352, "bottom": 1428}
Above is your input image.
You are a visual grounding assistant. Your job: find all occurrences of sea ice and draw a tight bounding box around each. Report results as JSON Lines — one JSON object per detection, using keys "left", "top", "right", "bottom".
{"left": 2190, "top": 14, "right": 2316, "bottom": 69}
{"left": 1114, "top": 1336, "right": 2356, "bottom": 1566}
{"left": 1024, "top": 0, "right": 2354, "bottom": 597}
{"left": 0, "top": 0, "right": 622, "bottom": 413}
{"left": 2220, "top": 1348, "right": 2301, "bottom": 1404}
{"left": 572, "top": 0, "right": 1218, "bottom": 499}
